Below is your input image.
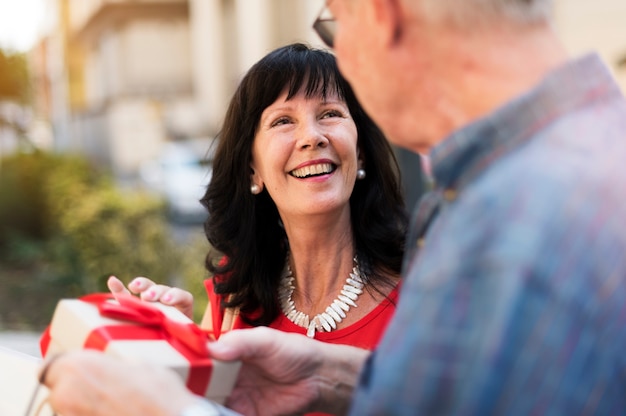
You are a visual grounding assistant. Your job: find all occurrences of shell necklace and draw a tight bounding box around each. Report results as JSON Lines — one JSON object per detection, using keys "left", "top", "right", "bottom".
{"left": 278, "top": 255, "right": 365, "bottom": 338}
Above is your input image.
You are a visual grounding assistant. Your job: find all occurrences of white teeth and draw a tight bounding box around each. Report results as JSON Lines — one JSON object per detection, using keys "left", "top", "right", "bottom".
{"left": 291, "top": 163, "right": 334, "bottom": 178}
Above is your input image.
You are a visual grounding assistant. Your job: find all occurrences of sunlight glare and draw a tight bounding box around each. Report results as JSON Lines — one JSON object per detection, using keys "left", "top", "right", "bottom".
{"left": 0, "top": 0, "right": 47, "bottom": 52}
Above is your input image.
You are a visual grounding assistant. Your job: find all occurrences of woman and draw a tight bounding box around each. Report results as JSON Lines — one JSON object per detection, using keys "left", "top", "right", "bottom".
{"left": 110, "top": 43, "right": 407, "bottom": 350}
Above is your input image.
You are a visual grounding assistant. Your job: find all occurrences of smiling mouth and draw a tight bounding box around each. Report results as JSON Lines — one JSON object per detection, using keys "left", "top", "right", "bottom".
{"left": 290, "top": 163, "right": 336, "bottom": 178}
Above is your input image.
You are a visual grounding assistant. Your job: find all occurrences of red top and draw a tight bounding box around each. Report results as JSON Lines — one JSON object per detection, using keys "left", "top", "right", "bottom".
{"left": 203, "top": 278, "right": 399, "bottom": 351}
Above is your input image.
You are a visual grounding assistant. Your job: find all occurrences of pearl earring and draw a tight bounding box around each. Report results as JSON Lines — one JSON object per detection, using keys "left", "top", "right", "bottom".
{"left": 251, "top": 184, "right": 261, "bottom": 194}
{"left": 356, "top": 169, "right": 366, "bottom": 180}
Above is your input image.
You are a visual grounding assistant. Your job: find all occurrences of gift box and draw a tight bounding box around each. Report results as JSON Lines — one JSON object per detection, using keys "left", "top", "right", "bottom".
{"left": 40, "top": 293, "right": 240, "bottom": 405}
{"left": 0, "top": 346, "right": 53, "bottom": 416}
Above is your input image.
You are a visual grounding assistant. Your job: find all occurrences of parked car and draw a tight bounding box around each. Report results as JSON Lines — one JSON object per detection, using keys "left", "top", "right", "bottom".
{"left": 139, "top": 142, "right": 212, "bottom": 222}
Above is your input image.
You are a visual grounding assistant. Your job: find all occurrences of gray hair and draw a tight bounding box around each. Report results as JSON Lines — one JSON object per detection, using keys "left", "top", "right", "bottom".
{"left": 418, "top": 0, "right": 554, "bottom": 27}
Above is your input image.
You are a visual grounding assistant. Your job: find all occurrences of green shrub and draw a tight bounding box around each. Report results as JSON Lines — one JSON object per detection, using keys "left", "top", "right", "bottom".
{"left": 0, "top": 151, "right": 212, "bottom": 330}
{"left": 174, "top": 233, "right": 212, "bottom": 323}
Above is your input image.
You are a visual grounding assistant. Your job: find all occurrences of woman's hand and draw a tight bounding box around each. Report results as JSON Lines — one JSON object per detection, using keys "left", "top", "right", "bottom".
{"left": 107, "top": 275, "right": 195, "bottom": 319}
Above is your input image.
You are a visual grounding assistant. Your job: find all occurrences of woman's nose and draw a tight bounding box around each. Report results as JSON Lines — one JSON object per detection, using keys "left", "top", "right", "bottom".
{"left": 297, "top": 123, "right": 329, "bottom": 149}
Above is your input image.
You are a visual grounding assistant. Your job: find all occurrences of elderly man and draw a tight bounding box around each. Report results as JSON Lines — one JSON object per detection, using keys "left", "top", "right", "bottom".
{"left": 42, "top": 0, "right": 626, "bottom": 415}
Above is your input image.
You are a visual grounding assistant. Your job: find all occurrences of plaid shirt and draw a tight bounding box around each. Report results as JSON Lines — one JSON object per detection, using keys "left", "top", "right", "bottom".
{"left": 350, "top": 53, "right": 626, "bottom": 415}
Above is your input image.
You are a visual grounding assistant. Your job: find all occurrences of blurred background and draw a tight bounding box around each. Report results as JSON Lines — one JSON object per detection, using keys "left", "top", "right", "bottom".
{"left": 0, "top": 0, "right": 625, "bottom": 352}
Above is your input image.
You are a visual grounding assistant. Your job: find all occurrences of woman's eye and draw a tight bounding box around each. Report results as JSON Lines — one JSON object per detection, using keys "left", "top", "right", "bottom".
{"left": 322, "top": 110, "right": 342, "bottom": 119}
{"left": 271, "top": 117, "right": 291, "bottom": 127}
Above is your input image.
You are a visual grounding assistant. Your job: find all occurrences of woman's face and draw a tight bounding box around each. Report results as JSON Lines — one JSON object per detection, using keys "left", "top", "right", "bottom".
{"left": 251, "top": 88, "right": 360, "bottom": 220}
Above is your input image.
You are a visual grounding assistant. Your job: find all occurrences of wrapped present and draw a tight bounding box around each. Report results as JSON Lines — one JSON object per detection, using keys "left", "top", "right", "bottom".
{"left": 0, "top": 346, "right": 53, "bottom": 416}
{"left": 40, "top": 293, "right": 240, "bottom": 404}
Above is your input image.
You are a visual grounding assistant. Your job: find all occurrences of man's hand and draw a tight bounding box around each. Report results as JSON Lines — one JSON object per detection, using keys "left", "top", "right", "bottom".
{"left": 210, "top": 327, "right": 369, "bottom": 416}
{"left": 41, "top": 350, "right": 198, "bottom": 416}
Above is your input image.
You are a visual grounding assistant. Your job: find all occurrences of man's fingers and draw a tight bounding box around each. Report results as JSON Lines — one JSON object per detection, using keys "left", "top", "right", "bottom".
{"left": 210, "top": 327, "right": 287, "bottom": 361}
{"left": 38, "top": 353, "right": 64, "bottom": 386}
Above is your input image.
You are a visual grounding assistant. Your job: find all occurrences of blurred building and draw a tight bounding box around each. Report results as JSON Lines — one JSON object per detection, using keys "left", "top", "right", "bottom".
{"left": 27, "top": 0, "right": 626, "bottom": 204}
{"left": 33, "top": 0, "right": 324, "bottom": 176}
{"left": 554, "top": 0, "right": 626, "bottom": 91}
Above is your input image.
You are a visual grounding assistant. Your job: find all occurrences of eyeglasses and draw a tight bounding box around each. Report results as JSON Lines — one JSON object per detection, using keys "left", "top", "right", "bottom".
{"left": 312, "top": 3, "right": 336, "bottom": 48}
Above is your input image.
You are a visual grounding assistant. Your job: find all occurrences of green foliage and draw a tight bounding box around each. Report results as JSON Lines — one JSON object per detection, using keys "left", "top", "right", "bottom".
{"left": 0, "top": 151, "right": 211, "bottom": 330}
{"left": 174, "top": 234, "right": 212, "bottom": 323}
{"left": 53, "top": 185, "right": 177, "bottom": 291}
{"left": 0, "top": 152, "right": 94, "bottom": 243}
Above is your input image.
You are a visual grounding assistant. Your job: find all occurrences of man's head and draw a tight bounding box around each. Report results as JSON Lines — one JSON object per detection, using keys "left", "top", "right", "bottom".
{"left": 416, "top": 0, "right": 553, "bottom": 29}
{"left": 322, "top": 0, "right": 561, "bottom": 154}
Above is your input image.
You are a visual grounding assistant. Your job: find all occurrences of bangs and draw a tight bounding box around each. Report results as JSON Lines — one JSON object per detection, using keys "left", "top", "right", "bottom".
{"left": 250, "top": 44, "right": 348, "bottom": 110}
{"left": 239, "top": 43, "right": 358, "bottom": 137}
{"left": 283, "top": 60, "right": 346, "bottom": 103}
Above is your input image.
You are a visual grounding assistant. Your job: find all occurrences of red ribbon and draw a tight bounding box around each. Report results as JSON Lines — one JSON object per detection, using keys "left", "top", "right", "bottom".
{"left": 42, "top": 293, "right": 213, "bottom": 396}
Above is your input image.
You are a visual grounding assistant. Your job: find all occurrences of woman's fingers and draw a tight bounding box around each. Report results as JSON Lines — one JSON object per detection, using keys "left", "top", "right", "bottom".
{"left": 127, "top": 276, "right": 158, "bottom": 295}
{"left": 159, "top": 287, "right": 193, "bottom": 306}
{"left": 107, "top": 276, "right": 131, "bottom": 296}
{"left": 137, "top": 283, "right": 171, "bottom": 302}
{"left": 109, "top": 276, "right": 194, "bottom": 319}
{"left": 130, "top": 277, "right": 195, "bottom": 319}
{"left": 158, "top": 287, "right": 195, "bottom": 319}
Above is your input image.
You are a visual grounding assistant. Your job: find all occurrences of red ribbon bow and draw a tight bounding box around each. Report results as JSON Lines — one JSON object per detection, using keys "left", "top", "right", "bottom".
{"left": 81, "top": 293, "right": 209, "bottom": 356}
{"left": 41, "top": 293, "right": 213, "bottom": 395}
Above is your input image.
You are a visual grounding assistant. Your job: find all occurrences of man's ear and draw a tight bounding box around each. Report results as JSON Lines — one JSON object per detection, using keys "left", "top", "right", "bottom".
{"left": 371, "top": 0, "right": 404, "bottom": 46}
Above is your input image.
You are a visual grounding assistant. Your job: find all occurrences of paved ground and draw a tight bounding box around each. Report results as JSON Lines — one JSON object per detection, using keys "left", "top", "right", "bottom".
{"left": 0, "top": 331, "right": 42, "bottom": 357}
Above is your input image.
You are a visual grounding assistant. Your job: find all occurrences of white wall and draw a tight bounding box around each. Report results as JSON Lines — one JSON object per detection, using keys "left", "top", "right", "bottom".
{"left": 107, "top": 98, "right": 165, "bottom": 175}
{"left": 121, "top": 19, "right": 192, "bottom": 96}
{"left": 554, "top": 0, "right": 626, "bottom": 90}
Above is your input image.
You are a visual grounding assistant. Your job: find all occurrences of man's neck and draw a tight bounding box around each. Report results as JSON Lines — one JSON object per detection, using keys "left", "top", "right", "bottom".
{"left": 392, "top": 22, "right": 569, "bottom": 155}
{"left": 451, "top": 24, "right": 569, "bottom": 124}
